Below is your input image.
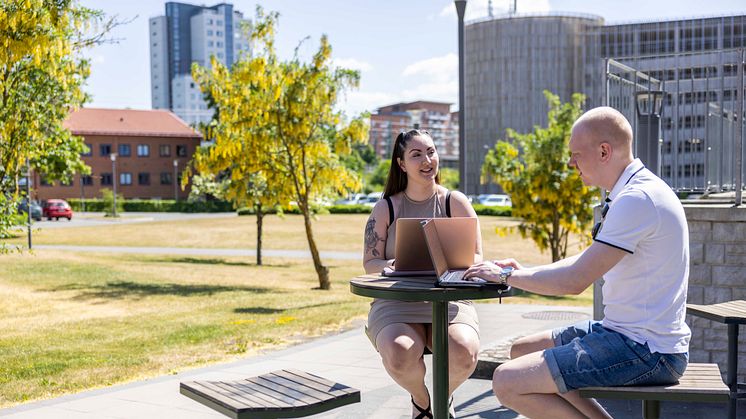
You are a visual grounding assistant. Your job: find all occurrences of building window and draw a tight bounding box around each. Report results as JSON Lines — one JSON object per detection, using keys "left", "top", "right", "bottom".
{"left": 82, "top": 175, "right": 93, "bottom": 186}
{"left": 101, "top": 173, "right": 113, "bottom": 185}
{"left": 82, "top": 143, "right": 92, "bottom": 156}
{"left": 137, "top": 144, "right": 150, "bottom": 157}
{"left": 100, "top": 144, "right": 112, "bottom": 156}
{"left": 118, "top": 144, "right": 131, "bottom": 157}
{"left": 120, "top": 172, "right": 132, "bottom": 185}
{"left": 138, "top": 172, "right": 150, "bottom": 185}
{"left": 176, "top": 145, "right": 187, "bottom": 156}
{"left": 207, "top": 29, "right": 214, "bottom": 36}
{"left": 161, "top": 172, "right": 173, "bottom": 185}
{"left": 160, "top": 144, "right": 171, "bottom": 156}
{"left": 216, "top": 30, "right": 223, "bottom": 36}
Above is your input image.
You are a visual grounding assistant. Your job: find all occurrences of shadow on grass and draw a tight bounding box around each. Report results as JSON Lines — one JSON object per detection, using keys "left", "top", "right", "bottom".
{"left": 147, "top": 257, "right": 292, "bottom": 268}
{"left": 49, "top": 280, "right": 275, "bottom": 301}
{"left": 233, "top": 301, "right": 347, "bottom": 314}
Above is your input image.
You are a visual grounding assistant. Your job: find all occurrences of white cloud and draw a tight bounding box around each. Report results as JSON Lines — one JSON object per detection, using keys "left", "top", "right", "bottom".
{"left": 332, "top": 57, "right": 373, "bottom": 72}
{"left": 337, "top": 90, "right": 397, "bottom": 116}
{"left": 402, "top": 53, "right": 457, "bottom": 84}
{"left": 439, "top": 0, "right": 551, "bottom": 20}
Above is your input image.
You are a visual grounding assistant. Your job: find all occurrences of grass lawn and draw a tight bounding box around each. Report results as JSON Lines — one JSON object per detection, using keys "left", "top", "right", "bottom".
{"left": 0, "top": 214, "right": 591, "bottom": 408}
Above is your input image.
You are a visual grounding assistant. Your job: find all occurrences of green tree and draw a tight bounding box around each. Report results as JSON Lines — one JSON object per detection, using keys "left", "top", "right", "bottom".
{"left": 191, "top": 7, "right": 367, "bottom": 288}
{"left": 439, "top": 167, "right": 459, "bottom": 190}
{"left": 366, "top": 160, "right": 390, "bottom": 192}
{"left": 482, "top": 91, "right": 597, "bottom": 262}
{"left": 0, "top": 1, "right": 115, "bottom": 243}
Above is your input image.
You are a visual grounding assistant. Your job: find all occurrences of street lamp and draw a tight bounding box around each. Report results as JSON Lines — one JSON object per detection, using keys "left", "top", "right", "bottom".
{"left": 455, "top": 0, "right": 467, "bottom": 195}
{"left": 635, "top": 90, "right": 664, "bottom": 176}
{"left": 110, "top": 153, "right": 118, "bottom": 217}
{"left": 173, "top": 159, "right": 179, "bottom": 201}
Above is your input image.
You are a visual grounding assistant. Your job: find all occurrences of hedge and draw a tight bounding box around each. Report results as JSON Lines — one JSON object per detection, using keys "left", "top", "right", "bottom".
{"left": 67, "top": 199, "right": 234, "bottom": 213}
{"left": 237, "top": 204, "right": 512, "bottom": 216}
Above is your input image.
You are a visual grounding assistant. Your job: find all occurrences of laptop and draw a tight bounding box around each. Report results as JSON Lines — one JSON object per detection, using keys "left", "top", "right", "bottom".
{"left": 422, "top": 218, "right": 509, "bottom": 290}
{"left": 383, "top": 217, "right": 478, "bottom": 277}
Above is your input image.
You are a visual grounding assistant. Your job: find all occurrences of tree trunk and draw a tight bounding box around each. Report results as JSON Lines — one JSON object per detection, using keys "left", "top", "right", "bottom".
{"left": 551, "top": 215, "right": 561, "bottom": 262}
{"left": 300, "top": 200, "right": 330, "bottom": 290}
{"left": 255, "top": 202, "right": 263, "bottom": 266}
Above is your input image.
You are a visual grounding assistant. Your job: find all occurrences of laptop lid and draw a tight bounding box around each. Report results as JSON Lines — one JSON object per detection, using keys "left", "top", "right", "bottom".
{"left": 394, "top": 218, "right": 433, "bottom": 271}
{"left": 421, "top": 219, "right": 450, "bottom": 279}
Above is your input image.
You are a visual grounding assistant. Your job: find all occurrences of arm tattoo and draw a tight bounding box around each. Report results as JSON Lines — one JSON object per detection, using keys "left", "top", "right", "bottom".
{"left": 364, "top": 217, "right": 385, "bottom": 257}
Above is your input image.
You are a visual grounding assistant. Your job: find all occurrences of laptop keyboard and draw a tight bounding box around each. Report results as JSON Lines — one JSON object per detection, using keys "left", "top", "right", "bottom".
{"left": 444, "top": 270, "right": 465, "bottom": 282}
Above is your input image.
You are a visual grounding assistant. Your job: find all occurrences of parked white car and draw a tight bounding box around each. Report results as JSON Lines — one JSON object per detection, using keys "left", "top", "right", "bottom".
{"left": 334, "top": 193, "right": 367, "bottom": 205}
{"left": 479, "top": 194, "right": 512, "bottom": 207}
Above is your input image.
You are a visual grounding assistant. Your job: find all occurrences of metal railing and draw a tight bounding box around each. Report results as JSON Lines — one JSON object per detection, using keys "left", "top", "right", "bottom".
{"left": 605, "top": 50, "right": 744, "bottom": 205}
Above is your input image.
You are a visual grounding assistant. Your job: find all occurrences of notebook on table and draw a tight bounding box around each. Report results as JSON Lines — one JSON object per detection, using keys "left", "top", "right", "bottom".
{"left": 383, "top": 217, "right": 477, "bottom": 277}
{"left": 421, "top": 218, "right": 510, "bottom": 290}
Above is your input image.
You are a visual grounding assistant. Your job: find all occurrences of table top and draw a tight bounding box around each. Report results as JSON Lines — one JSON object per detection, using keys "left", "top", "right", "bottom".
{"left": 350, "top": 274, "right": 513, "bottom": 302}
{"left": 687, "top": 300, "right": 746, "bottom": 324}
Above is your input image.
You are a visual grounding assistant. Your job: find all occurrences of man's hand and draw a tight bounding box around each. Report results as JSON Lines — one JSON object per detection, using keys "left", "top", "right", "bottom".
{"left": 491, "top": 258, "right": 524, "bottom": 270}
{"left": 464, "top": 260, "right": 512, "bottom": 283}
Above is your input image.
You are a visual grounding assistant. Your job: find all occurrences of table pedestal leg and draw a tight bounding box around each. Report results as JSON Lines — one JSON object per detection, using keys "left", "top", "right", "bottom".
{"left": 432, "top": 301, "right": 449, "bottom": 419}
{"left": 727, "top": 323, "right": 738, "bottom": 419}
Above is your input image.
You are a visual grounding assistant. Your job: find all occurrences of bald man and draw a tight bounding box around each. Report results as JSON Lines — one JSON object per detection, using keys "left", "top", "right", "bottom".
{"left": 465, "top": 107, "right": 690, "bottom": 418}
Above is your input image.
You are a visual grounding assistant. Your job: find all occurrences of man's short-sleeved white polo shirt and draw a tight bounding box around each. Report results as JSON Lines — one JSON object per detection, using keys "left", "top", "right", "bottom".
{"left": 596, "top": 158, "right": 691, "bottom": 354}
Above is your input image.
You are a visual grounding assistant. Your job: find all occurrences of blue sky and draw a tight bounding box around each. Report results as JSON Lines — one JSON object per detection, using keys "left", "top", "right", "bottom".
{"left": 79, "top": 0, "right": 746, "bottom": 118}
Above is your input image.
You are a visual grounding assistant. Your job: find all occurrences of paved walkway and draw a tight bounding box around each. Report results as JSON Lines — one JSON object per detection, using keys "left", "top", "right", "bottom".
{"left": 1, "top": 303, "right": 735, "bottom": 418}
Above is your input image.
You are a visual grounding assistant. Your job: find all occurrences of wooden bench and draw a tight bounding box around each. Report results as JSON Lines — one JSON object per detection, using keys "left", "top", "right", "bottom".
{"left": 579, "top": 363, "right": 729, "bottom": 419}
{"left": 180, "top": 369, "right": 360, "bottom": 418}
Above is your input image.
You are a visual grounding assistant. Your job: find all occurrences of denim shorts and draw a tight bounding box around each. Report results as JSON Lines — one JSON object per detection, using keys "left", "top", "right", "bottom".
{"left": 544, "top": 320, "right": 688, "bottom": 393}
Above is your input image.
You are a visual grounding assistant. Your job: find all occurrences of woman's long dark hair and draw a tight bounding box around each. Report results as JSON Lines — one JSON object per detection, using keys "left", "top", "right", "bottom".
{"left": 383, "top": 129, "right": 440, "bottom": 198}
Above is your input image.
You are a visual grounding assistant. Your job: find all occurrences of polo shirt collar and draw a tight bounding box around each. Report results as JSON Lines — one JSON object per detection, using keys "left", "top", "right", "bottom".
{"left": 608, "top": 158, "right": 644, "bottom": 201}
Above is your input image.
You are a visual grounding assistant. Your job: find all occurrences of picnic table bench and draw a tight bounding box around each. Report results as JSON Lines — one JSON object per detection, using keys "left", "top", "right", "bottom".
{"left": 579, "top": 363, "right": 729, "bottom": 419}
{"left": 180, "top": 369, "right": 360, "bottom": 418}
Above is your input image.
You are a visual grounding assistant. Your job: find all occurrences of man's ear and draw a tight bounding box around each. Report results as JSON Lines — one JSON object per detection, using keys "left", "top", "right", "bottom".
{"left": 599, "top": 142, "right": 612, "bottom": 163}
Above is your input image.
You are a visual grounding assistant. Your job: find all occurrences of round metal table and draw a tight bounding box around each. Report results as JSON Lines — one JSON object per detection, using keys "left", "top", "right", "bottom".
{"left": 350, "top": 274, "right": 512, "bottom": 419}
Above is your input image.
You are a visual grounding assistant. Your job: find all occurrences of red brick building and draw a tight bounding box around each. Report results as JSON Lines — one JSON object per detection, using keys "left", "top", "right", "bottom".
{"left": 368, "top": 101, "right": 459, "bottom": 168}
{"left": 34, "top": 108, "right": 202, "bottom": 201}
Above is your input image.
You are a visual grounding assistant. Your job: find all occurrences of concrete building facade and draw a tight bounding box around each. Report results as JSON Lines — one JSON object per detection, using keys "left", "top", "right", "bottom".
{"left": 149, "top": 2, "right": 250, "bottom": 126}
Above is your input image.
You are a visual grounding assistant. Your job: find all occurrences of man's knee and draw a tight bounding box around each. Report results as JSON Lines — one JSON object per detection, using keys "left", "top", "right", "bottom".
{"left": 492, "top": 364, "right": 519, "bottom": 405}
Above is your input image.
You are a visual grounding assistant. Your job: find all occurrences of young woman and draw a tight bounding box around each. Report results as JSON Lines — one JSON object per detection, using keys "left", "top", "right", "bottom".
{"left": 363, "top": 129, "right": 482, "bottom": 419}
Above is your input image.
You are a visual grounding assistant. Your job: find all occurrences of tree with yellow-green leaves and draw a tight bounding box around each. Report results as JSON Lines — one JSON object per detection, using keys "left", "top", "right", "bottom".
{"left": 0, "top": 0, "right": 115, "bottom": 245}
{"left": 482, "top": 91, "right": 597, "bottom": 262}
{"left": 190, "top": 7, "right": 367, "bottom": 289}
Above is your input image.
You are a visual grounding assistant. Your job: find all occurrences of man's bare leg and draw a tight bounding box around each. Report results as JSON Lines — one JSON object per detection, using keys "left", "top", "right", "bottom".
{"left": 503, "top": 331, "right": 612, "bottom": 419}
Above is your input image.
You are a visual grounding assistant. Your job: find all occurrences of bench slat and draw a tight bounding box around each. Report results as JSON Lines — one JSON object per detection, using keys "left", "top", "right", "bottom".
{"left": 579, "top": 363, "right": 729, "bottom": 403}
{"left": 265, "top": 372, "right": 348, "bottom": 401}
{"left": 279, "top": 369, "right": 360, "bottom": 396}
{"left": 211, "top": 380, "right": 291, "bottom": 409}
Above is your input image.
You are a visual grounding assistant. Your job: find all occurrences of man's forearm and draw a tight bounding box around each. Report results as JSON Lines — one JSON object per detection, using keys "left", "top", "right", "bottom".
{"left": 508, "top": 253, "right": 592, "bottom": 296}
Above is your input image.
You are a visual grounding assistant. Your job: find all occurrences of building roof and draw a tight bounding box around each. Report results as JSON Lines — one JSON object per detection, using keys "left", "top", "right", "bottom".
{"left": 64, "top": 108, "right": 202, "bottom": 139}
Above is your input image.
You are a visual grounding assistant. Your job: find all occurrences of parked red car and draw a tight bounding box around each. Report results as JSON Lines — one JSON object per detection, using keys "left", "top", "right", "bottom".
{"left": 42, "top": 199, "right": 73, "bottom": 221}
